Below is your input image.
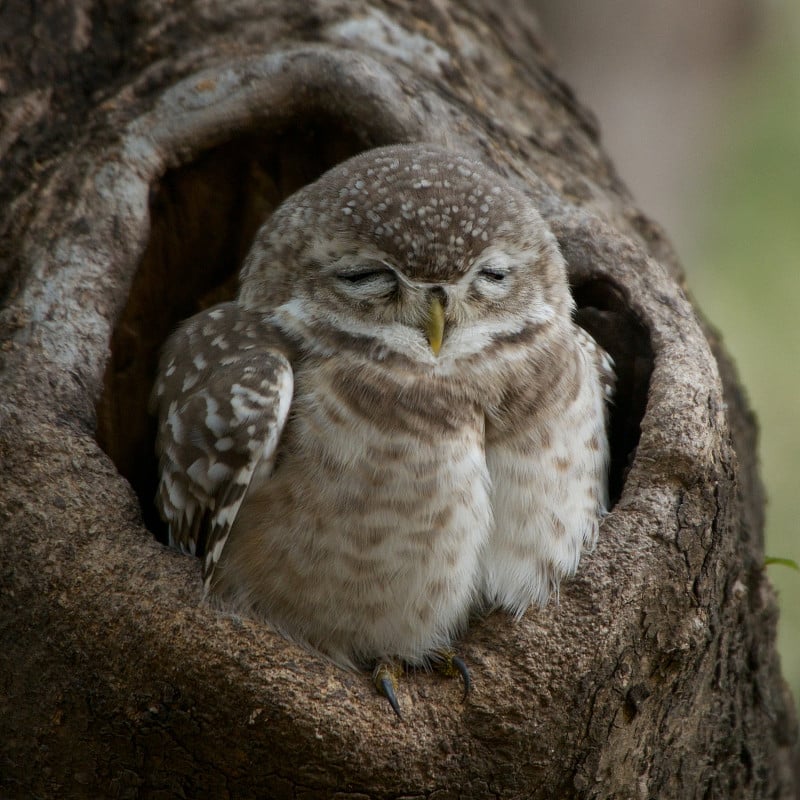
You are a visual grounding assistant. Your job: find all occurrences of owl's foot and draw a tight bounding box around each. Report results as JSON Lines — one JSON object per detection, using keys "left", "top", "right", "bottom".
{"left": 432, "top": 648, "right": 471, "bottom": 701}
{"left": 373, "top": 652, "right": 470, "bottom": 719}
{"left": 373, "top": 662, "right": 404, "bottom": 719}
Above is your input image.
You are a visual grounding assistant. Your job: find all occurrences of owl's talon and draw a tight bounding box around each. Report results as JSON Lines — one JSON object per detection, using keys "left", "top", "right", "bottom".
{"left": 373, "top": 663, "right": 403, "bottom": 719}
{"left": 434, "top": 649, "right": 471, "bottom": 702}
{"left": 451, "top": 654, "right": 471, "bottom": 702}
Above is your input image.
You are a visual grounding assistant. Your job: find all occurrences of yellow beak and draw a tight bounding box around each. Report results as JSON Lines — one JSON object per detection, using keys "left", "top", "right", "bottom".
{"left": 425, "top": 295, "right": 445, "bottom": 356}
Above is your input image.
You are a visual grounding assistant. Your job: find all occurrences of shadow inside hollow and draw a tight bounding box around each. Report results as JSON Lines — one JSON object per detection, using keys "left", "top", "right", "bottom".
{"left": 573, "top": 278, "right": 653, "bottom": 506}
{"left": 96, "top": 119, "right": 371, "bottom": 540}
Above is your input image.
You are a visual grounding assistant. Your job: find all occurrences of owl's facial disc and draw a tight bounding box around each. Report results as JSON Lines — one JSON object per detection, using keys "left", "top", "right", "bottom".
{"left": 315, "top": 247, "right": 547, "bottom": 362}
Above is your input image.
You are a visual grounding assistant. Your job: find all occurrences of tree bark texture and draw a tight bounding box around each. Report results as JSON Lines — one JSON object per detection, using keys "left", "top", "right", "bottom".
{"left": 1, "top": 1, "right": 797, "bottom": 798}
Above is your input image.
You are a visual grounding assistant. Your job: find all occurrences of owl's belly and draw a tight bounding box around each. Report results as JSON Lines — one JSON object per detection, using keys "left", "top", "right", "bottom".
{"left": 216, "top": 391, "right": 491, "bottom": 667}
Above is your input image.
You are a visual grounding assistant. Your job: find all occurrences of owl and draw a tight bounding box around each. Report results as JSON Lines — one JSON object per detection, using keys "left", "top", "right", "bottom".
{"left": 151, "top": 144, "right": 613, "bottom": 715}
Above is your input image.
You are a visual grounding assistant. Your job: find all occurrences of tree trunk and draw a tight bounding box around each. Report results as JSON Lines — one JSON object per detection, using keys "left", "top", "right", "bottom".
{"left": 1, "top": 1, "right": 796, "bottom": 797}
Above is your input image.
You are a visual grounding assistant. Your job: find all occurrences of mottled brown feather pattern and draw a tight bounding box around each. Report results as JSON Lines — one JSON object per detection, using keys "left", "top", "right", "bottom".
{"left": 152, "top": 145, "right": 613, "bottom": 668}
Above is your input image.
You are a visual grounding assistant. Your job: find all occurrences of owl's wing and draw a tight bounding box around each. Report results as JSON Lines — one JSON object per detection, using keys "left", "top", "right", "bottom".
{"left": 483, "top": 326, "right": 614, "bottom": 614}
{"left": 150, "top": 302, "right": 293, "bottom": 589}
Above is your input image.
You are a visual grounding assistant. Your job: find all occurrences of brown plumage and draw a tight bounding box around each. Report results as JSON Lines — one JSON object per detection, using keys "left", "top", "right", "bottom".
{"left": 151, "top": 144, "right": 614, "bottom": 670}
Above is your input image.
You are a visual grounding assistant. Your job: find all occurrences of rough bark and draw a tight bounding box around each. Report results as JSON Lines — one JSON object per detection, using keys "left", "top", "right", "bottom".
{"left": 0, "top": 1, "right": 796, "bottom": 798}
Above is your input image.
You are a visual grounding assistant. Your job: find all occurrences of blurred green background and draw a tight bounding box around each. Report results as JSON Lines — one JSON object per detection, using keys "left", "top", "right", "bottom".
{"left": 538, "top": 0, "right": 800, "bottom": 708}
{"left": 690, "top": 4, "right": 800, "bottom": 708}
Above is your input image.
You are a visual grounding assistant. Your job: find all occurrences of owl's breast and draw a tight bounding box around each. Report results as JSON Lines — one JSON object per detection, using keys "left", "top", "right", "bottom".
{"left": 284, "top": 358, "right": 490, "bottom": 534}
{"left": 319, "top": 359, "right": 480, "bottom": 437}
{"left": 218, "top": 357, "right": 492, "bottom": 664}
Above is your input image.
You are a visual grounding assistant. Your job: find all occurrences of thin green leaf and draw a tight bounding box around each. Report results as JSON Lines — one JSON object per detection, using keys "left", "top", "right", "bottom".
{"left": 764, "top": 557, "right": 800, "bottom": 571}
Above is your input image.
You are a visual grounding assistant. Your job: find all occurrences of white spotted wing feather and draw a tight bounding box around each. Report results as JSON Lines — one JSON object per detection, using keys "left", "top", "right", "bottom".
{"left": 150, "top": 302, "right": 293, "bottom": 588}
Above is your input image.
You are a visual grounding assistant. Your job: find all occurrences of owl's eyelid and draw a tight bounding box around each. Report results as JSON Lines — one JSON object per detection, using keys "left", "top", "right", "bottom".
{"left": 477, "top": 266, "right": 511, "bottom": 281}
{"left": 334, "top": 264, "right": 397, "bottom": 283}
{"left": 332, "top": 259, "right": 396, "bottom": 282}
{"left": 336, "top": 268, "right": 389, "bottom": 283}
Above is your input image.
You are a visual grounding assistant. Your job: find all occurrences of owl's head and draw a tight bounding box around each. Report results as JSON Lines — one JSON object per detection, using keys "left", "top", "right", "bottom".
{"left": 239, "top": 145, "right": 574, "bottom": 366}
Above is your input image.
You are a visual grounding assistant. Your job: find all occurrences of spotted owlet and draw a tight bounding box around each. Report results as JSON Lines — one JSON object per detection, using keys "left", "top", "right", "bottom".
{"left": 152, "top": 144, "right": 613, "bottom": 712}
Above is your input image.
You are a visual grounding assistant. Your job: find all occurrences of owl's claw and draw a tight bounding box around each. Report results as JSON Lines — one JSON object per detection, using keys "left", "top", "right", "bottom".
{"left": 434, "top": 648, "right": 471, "bottom": 702}
{"left": 373, "top": 663, "right": 403, "bottom": 719}
{"left": 372, "top": 653, "right": 470, "bottom": 717}
{"left": 451, "top": 654, "right": 471, "bottom": 701}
